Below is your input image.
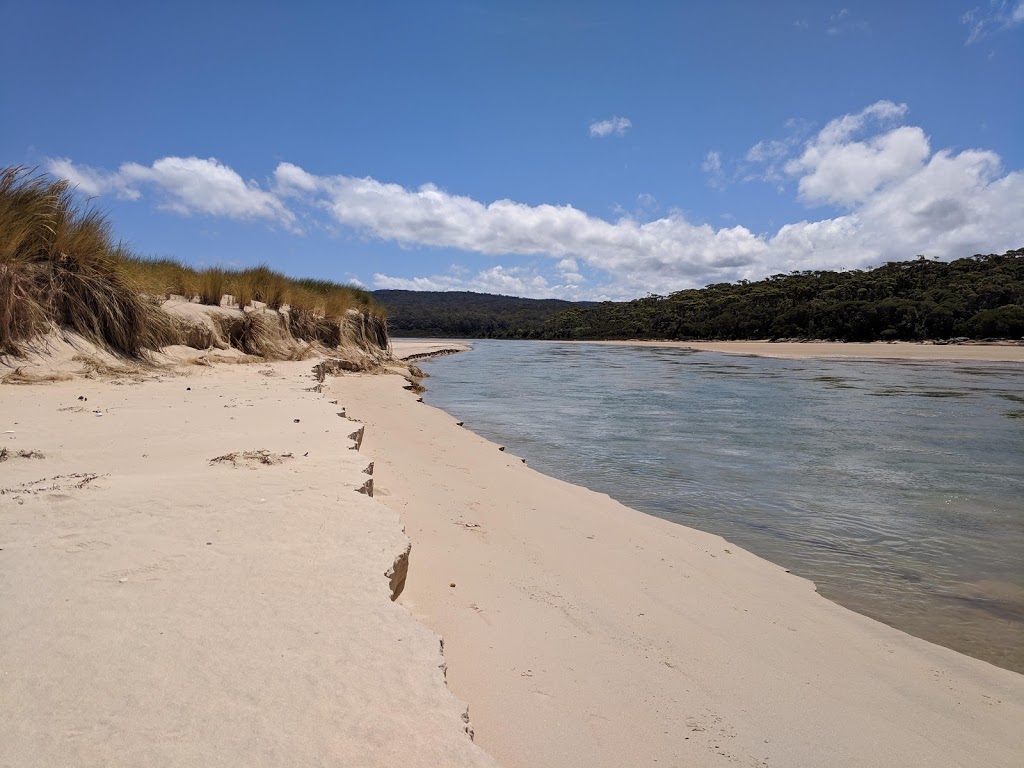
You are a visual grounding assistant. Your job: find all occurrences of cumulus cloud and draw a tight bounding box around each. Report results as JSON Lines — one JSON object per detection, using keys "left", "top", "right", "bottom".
{"left": 48, "top": 101, "right": 1024, "bottom": 299}
{"left": 47, "top": 156, "right": 297, "bottom": 229}
{"left": 962, "top": 1, "right": 1024, "bottom": 43}
{"left": 272, "top": 161, "right": 771, "bottom": 290}
{"left": 373, "top": 265, "right": 579, "bottom": 298}
{"left": 589, "top": 116, "right": 632, "bottom": 138}
{"left": 742, "top": 137, "right": 802, "bottom": 185}
{"left": 784, "top": 102, "right": 929, "bottom": 206}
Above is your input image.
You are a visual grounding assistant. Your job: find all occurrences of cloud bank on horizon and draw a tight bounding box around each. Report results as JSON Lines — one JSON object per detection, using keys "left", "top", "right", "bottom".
{"left": 49, "top": 101, "right": 1024, "bottom": 300}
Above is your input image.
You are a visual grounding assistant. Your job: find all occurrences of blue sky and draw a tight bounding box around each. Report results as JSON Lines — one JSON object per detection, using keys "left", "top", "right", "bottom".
{"left": 3, "top": 1, "right": 1022, "bottom": 299}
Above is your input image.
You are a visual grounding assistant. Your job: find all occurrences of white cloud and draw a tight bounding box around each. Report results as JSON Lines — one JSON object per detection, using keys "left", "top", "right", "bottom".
{"left": 701, "top": 150, "right": 726, "bottom": 189}
{"left": 636, "top": 193, "right": 658, "bottom": 210}
{"left": 48, "top": 102, "right": 1024, "bottom": 299}
{"left": 373, "top": 265, "right": 577, "bottom": 298}
{"left": 816, "top": 100, "right": 906, "bottom": 145}
{"left": 743, "top": 138, "right": 801, "bottom": 185}
{"left": 962, "top": 1, "right": 1024, "bottom": 43}
{"left": 781, "top": 102, "right": 924, "bottom": 207}
{"left": 745, "top": 140, "right": 790, "bottom": 164}
{"left": 47, "top": 157, "right": 141, "bottom": 200}
{"left": 787, "top": 122, "right": 930, "bottom": 206}
{"left": 701, "top": 150, "right": 722, "bottom": 174}
{"left": 589, "top": 116, "right": 632, "bottom": 138}
{"left": 273, "top": 161, "right": 773, "bottom": 291}
{"left": 47, "top": 156, "right": 297, "bottom": 229}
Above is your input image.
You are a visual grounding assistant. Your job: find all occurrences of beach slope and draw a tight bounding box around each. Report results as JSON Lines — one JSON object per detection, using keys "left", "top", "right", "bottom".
{"left": 343, "top": 347, "right": 1024, "bottom": 768}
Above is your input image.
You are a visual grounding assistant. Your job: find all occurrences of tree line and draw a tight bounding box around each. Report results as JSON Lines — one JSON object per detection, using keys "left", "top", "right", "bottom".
{"left": 375, "top": 250, "right": 1024, "bottom": 342}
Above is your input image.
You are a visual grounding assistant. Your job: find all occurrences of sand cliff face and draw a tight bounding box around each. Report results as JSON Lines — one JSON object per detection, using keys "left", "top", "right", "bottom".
{"left": 0, "top": 359, "right": 496, "bottom": 767}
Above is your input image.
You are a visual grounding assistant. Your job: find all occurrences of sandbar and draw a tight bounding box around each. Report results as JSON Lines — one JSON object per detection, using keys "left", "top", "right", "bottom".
{"left": 590, "top": 338, "right": 1024, "bottom": 362}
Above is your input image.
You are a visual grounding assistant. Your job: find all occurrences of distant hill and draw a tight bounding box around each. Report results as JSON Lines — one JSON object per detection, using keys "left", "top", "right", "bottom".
{"left": 543, "top": 251, "right": 1024, "bottom": 342}
{"left": 375, "top": 250, "right": 1024, "bottom": 342}
{"left": 372, "top": 290, "right": 596, "bottom": 338}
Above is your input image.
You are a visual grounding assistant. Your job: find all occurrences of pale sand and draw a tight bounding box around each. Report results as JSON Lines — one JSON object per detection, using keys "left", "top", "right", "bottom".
{"left": 0, "top": 360, "right": 496, "bottom": 767}
{"left": 4, "top": 341, "right": 1022, "bottom": 767}
{"left": 591, "top": 339, "right": 1024, "bottom": 362}
{"left": 346, "top": 341, "right": 1024, "bottom": 768}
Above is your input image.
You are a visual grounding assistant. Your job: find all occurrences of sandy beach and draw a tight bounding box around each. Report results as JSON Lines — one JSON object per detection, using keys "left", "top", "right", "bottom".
{"left": 589, "top": 339, "right": 1024, "bottom": 363}
{"left": 0, "top": 357, "right": 495, "bottom": 768}
{"left": 3, "top": 343, "right": 1023, "bottom": 767}
{"left": 372, "top": 341, "right": 1024, "bottom": 767}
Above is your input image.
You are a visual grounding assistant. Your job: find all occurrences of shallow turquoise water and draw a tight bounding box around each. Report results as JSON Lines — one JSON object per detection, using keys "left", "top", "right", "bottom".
{"left": 414, "top": 340, "right": 1024, "bottom": 672}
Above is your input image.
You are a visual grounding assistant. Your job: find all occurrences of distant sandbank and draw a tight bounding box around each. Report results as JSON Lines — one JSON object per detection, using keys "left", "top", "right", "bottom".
{"left": 590, "top": 338, "right": 1024, "bottom": 362}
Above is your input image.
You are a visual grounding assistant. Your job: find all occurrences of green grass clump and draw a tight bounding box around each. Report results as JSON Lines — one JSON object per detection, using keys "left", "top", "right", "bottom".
{"left": 118, "top": 255, "right": 200, "bottom": 301}
{"left": 0, "top": 166, "right": 387, "bottom": 359}
{"left": 197, "top": 267, "right": 228, "bottom": 306}
{"left": 0, "top": 167, "right": 169, "bottom": 357}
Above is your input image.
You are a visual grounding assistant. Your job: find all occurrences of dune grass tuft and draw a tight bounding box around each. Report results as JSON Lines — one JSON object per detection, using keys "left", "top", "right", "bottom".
{"left": 0, "top": 166, "right": 387, "bottom": 360}
{"left": 197, "top": 267, "right": 228, "bottom": 307}
{"left": 0, "top": 167, "right": 161, "bottom": 357}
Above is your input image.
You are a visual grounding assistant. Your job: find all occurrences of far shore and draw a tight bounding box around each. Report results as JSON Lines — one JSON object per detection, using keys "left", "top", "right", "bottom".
{"left": 576, "top": 338, "right": 1024, "bottom": 362}
{"left": 392, "top": 337, "right": 1024, "bottom": 363}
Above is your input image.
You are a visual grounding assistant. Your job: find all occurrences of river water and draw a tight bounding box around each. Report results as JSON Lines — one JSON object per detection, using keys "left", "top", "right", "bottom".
{"left": 413, "top": 340, "right": 1024, "bottom": 673}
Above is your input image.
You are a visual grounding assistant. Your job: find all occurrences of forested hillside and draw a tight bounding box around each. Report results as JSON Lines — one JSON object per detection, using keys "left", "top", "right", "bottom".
{"left": 543, "top": 251, "right": 1024, "bottom": 342}
{"left": 374, "top": 250, "right": 1024, "bottom": 342}
{"left": 373, "top": 290, "right": 595, "bottom": 338}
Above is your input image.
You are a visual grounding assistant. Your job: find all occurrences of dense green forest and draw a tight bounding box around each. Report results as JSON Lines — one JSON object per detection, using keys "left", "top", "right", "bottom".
{"left": 373, "top": 290, "right": 594, "bottom": 338}
{"left": 375, "top": 250, "right": 1024, "bottom": 342}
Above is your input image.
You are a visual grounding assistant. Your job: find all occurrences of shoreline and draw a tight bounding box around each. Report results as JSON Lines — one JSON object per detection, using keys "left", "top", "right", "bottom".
{"left": 354, "top": 341, "right": 1024, "bottom": 767}
{"left": 393, "top": 337, "right": 1024, "bottom": 363}
{"left": 564, "top": 338, "right": 1024, "bottom": 363}
{"left": 3, "top": 344, "right": 1022, "bottom": 767}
